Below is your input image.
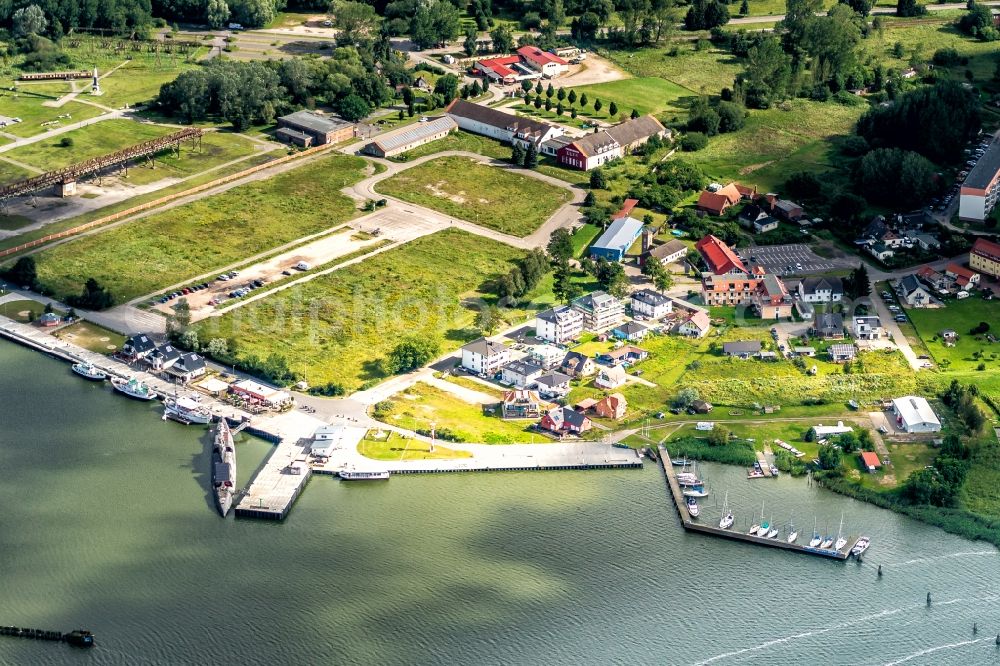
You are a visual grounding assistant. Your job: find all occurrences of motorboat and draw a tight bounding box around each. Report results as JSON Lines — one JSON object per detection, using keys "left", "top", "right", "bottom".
{"left": 769, "top": 465, "right": 779, "bottom": 476}
{"left": 851, "top": 536, "right": 871, "bottom": 557}
{"left": 748, "top": 523, "right": 760, "bottom": 536}
{"left": 339, "top": 469, "right": 390, "bottom": 480}
{"left": 719, "top": 491, "right": 734, "bottom": 530}
{"left": 671, "top": 458, "right": 689, "bottom": 466}
{"left": 682, "top": 487, "right": 708, "bottom": 498}
{"left": 111, "top": 376, "right": 158, "bottom": 401}
{"left": 686, "top": 497, "right": 700, "bottom": 518}
{"left": 71, "top": 362, "right": 107, "bottom": 381}
{"left": 163, "top": 396, "right": 212, "bottom": 425}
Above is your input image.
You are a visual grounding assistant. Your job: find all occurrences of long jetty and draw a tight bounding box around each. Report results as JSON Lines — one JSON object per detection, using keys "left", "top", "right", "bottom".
{"left": 658, "top": 445, "right": 856, "bottom": 560}
{"left": 234, "top": 439, "right": 312, "bottom": 520}
{"left": 0, "top": 626, "right": 93, "bottom": 648}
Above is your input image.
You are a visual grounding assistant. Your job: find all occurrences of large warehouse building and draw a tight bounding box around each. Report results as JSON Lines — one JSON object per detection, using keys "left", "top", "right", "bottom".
{"left": 891, "top": 396, "right": 942, "bottom": 433}
{"left": 589, "top": 216, "right": 644, "bottom": 262}
{"left": 362, "top": 117, "right": 457, "bottom": 158}
{"left": 276, "top": 111, "right": 355, "bottom": 147}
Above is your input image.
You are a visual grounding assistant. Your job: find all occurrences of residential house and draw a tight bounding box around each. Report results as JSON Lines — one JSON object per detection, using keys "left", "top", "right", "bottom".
{"left": 603, "top": 345, "right": 649, "bottom": 366}
{"left": 631, "top": 288, "right": 673, "bottom": 320}
{"left": 860, "top": 451, "right": 882, "bottom": 473}
{"left": 147, "top": 344, "right": 181, "bottom": 370}
{"left": 696, "top": 183, "right": 742, "bottom": 216}
{"left": 798, "top": 276, "right": 844, "bottom": 303}
{"left": 916, "top": 265, "right": 950, "bottom": 293}
{"left": 572, "top": 291, "right": 625, "bottom": 332}
{"left": 899, "top": 274, "right": 933, "bottom": 307}
{"left": 701, "top": 275, "right": 762, "bottom": 307}
{"left": 753, "top": 216, "right": 779, "bottom": 234}
{"left": 588, "top": 216, "right": 644, "bottom": 261}
{"left": 561, "top": 351, "right": 596, "bottom": 377}
{"left": 556, "top": 115, "right": 668, "bottom": 170}
{"left": 970, "top": 237, "right": 1000, "bottom": 278}
{"left": 535, "top": 305, "right": 584, "bottom": 343}
{"left": 860, "top": 216, "right": 890, "bottom": 242}
{"left": 528, "top": 343, "right": 565, "bottom": 370}
{"left": 643, "top": 238, "right": 687, "bottom": 267}
{"left": 539, "top": 406, "right": 592, "bottom": 436}
{"left": 445, "top": 99, "right": 563, "bottom": 149}
{"left": 595, "top": 365, "right": 627, "bottom": 389}
{"left": 461, "top": 338, "right": 510, "bottom": 376}
{"left": 121, "top": 333, "right": 157, "bottom": 360}
{"left": 502, "top": 390, "right": 543, "bottom": 419}
{"left": 501, "top": 360, "right": 543, "bottom": 388}
{"left": 612, "top": 321, "right": 648, "bottom": 341}
{"left": 516, "top": 45, "right": 569, "bottom": 77}
{"left": 772, "top": 199, "right": 804, "bottom": 222}
{"left": 828, "top": 343, "right": 856, "bottom": 363}
{"left": 945, "top": 263, "right": 981, "bottom": 289}
{"left": 811, "top": 313, "right": 845, "bottom": 339}
{"left": 166, "top": 352, "right": 207, "bottom": 383}
{"left": 852, "top": 316, "right": 883, "bottom": 340}
{"left": 677, "top": 310, "right": 711, "bottom": 338}
{"left": 722, "top": 341, "right": 762, "bottom": 358}
{"left": 534, "top": 372, "right": 572, "bottom": 399}
{"left": 753, "top": 274, "right": 794, "bottom": 319}
{"left": 868, "top": 242, "right": 895, "bottom": 263}
{"left": 691, "top": 399, "right": 713, "bottom": 414}
{"left": 696, "top": 235, "right": 749, "bottom": 276}
{"left": 891, "top": 395, "right": 942, "bottom": 433}
{"left": 594, "top": 393, "right": 628, "bottom": 420}
{"left": 959, "top": 137, "right": 1000, "bottom": 222}
{"left": 793, "top": 346, "right": 817, "bottom": 357}
{"left": 737, "top": 203, "right": 768, "bottom": 228}
{"left": 913, "top": 234, "right": 941, "bottom": 251}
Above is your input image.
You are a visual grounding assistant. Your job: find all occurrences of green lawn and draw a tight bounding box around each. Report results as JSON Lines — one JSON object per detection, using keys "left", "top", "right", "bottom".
{"left": 567, "top": 77, "right": 696, "bottom": 118}
{"left": 51, "top": 320, "right": 126, "bottom": 354}
{"left": 375, "top": 156, "right": 571, "bottom": 237}
{"left": 390, "top": 129, "right": 509, "bottom": 162}
{"left": 0, "top": 89, "right": 106, "bottom": 138}
{"left": 195, "top": 228, "right": 550, "bottom": 392}
{"left": 603, "top": 44, "right": 744, "bottom": 100}
{"left": 907, "top": 299, "right": 1000, "bottom": 373}
{"left": 0, "top": 159, "right": 32, "bottom": 187}
{"left": 570, "top": 223, "right": 603, "bottom": 258}
{"left": 358, "top": 430, "right": 473, "bottom": 460}
{"left": 30, "top": 154, "right": 369, "bottom": 304}
{"left": 862, "top": 18, "right": 1000, "bottom": 83}
{"left": 2, "top": 120, "right": 175, "bottom": 172}
{"left": 377, "top": 382, "right": 547, "bottom": 444}
{"left": 0, "top": 299, "right": 61, "bottom": 323}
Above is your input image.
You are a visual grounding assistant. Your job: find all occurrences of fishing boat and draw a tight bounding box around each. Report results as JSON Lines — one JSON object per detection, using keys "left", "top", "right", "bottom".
{"left": 809, "top": 517, "right": 822, "bottom": 548}
{"left": 766, "top": 514, "right": 778, "bottom": 539}
{"left": 682, "top": 486, "right": 708, "bottom": 498}
{"left": 339, "top": 469, "right": 390, "bottom": 480}
{"left": 834, "top": 513, "right": 848, "bottom": 551}
{"left": 163, "top": 395, "right": 212, "bottom": 425}
{"left": 71, "top": 361, "right": 107, "bottom": 381}
{"left": 851, "top": 536, "right": 871, "bottom": 557}
{"left": 686, "top": 496, "right": 700, "bottom": 518}
{"left": 719, "top": 491, "right": 734, "bottom": 530}
{"left": 212, "top": 419, "right": 237, "bottom": 517}
{"left": 110, "top": 376, "right": 158, "bottom": 401}
{"left": 787, "top": 516, "right": 798, "bottom": 544}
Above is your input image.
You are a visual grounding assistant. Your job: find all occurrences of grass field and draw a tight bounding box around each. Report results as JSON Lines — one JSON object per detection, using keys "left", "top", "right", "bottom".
{"left": 862, "top": 18, "right": 1000, "bottom": 83}
{"left": 568, "top": 77, "right": 696, "bottom": 118}
{"left": 390, "top": 129, "right": 510, "bottom": 162}
{"left": 570, "top": 223, "right": 603, "bottom": 258}
{"left": 604, "top": 44, "right": 744, "bottom": 100}
{"left": 378, "top": 382, "right": 544, "bottom": 443}
{"left": 376, "top": 156, "right": 571, "bottom": 237}
{"left": 357, "top": 430, "right": 473, "bottom": 460}
{"left": 2, "top": 120, "right": 175, "bottom": 172}
{"left": 907, "top": 299, "right": 1000, "bottom": 373}
{"left": 51, "top": 320, "right": 126, "bottom": 354}
{"left": 0, "top": 159, "right": 32, "bottom": 186}
{"left": 195, "top": 228, "right": 549, "bottom": 391}
{"left": 30, "top": 154, "right": 369, "bottom": 304}
{"left": 0, "top": 89, "right": 106, "bottom": 138}
{"left": 0, "top": 299, "right": 62, "bottom": 323}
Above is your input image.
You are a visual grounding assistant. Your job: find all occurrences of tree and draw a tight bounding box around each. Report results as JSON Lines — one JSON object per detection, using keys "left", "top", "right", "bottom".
{"left": 856, "top": 148, "right": 937, "bottom": 209}
{"left": 12, "top": 4, "right": 47, "bottom": 37}
{"left": 337, "top": 93, "right": 371, "bottom": 122}
{"left": 67, "top": 278, "right": 114, "bottom": 310}
{"left": 959, "top": 3, "right": 995, "bottom": 37}
{"left": 552, "top": 257, "right": 578, "bottom": 303}
{"left": 490, "top": 25, "right": 514, "bottom": 53}
{"left": 433, "top": 74, "right": 460, "bottom": 101}
{"left": 680, "top": 132, "right": 708, "bottom": 151}
{"left": 800, "top": 5, "right": 861, "bottom": 86}
{"left": 594, "top": 98, "right": 603, "bottom": 113}
{"left": 896, "top": 0, "right": 926, "bottom": 16}
{"left": 548, "top": 228, "right": 574, "bottom": 260}
{"left": 674, "top": 387, "right": 699, "bottom": 408}
{"left": 544, "top": 98, "right": 552, "bottom": 111}
{"left": 475, "top": 305, "right": 502, "bottom": 334}
{"left": 535, "top": 81, "right": 544, "bottom": 95}
{"left": 3, "top": 256, "right": 37, "bottom": 290}
{"left": 411, "top": 0, "right": 461, "bottom": 50}
{"left": 630, "top": 108, "right": 640, "bottom": 119}
{"left": 583, "top": 190, "right": 596, "bottom": 206}
{"left": 707, "top": 425, "right": 731, "bottom": 447}
{"left": 557, "top": 87, "right": 566, "bottom": 102}
{"left": 511, "top": 142, "right": 526, "bottom": 165}
{"left": 716, "top": 101, "right": 746, "bottom": 133}
{"left": 593, "top": 258, "right": 629, "bottom": 297}
{"left": 590, "top": 169, "right": 607, "bottom": 189}
{"left": 206, "top": 338, "right": 229, "bottom": 357}
{"left": 643, "top": 258, "right": 675, "bottom": 292}
{"left": 524, "top": 142, "right": 539, "bottom": 168}
{"left": 330, "top": 0, "right": 380, "bottom": 38}
{"left": 846, "top": 265, "right": 871, "bottom": 298}
{"left": 463, "top": 27, "right": 478, "bottom": 57}
{"left": 546, "top": 83, "right": 555, "bottom": 98}
{"left": 818, "top": 444, "right": 843, "bottom": 471}
{"left": 840, "top": 0, "right": 875, "bottom": 16}
{"left": 608, "top": 101, "right": 619, "bottom": 117}
{"left": 381, "top": 336, "right": 441, "bottom": 374}
{"left": 739, "top": 36, "right": 792, "bottom": 108}
{"left": 206, "top": 0, "right": 230, "bottom": 29}
{"left": 740, "top": 0, "right": 749, "bottom": 14}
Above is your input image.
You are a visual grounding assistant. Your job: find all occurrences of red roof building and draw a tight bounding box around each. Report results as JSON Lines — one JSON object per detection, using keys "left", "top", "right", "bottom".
{"left": 945, "top": 262, "right": 980, "bottom": 288}
{"left": 860, "top": 451, "right": 882, "bottom": 472}
{"left": 516, "top": 46, "right": 569, "bottom": 76}
{"left": 696, "top": 183, "right": 742, "bottom": 216}
{"left": 613, "top": 198, "right": 639, "bottom": 220}
{"left": 696, "top": 234, "right": 748, "bottom": 276}
{"left": 970, "top": 238, "right": 1000, "bottom": 278}
{"left": 475, "top": 55, "right": 521, "bottom": 83}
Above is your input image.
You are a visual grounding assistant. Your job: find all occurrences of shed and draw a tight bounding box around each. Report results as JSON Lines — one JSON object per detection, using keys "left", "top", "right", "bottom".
{"left": 860, "top": 450, "right": 881, "bottom": 473}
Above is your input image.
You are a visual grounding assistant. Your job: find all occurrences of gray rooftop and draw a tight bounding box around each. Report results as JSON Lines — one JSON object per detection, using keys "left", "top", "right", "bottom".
{"left": 723, "top": 340, "right": 762, "bottom": 354}
{"left": 632, "top": 288, "right": 670, "bottom": 306}
{"left": 462, "top": 337, "right": 507, "bottom": 357}
{"left": 368, "top": 116, "right": 457, "bottom": 154}
{"left": 279, "top": 110, "right": 352, "bottom": 135}
{"left": 964, "top": 136, "right": 1000, "bottom": 190}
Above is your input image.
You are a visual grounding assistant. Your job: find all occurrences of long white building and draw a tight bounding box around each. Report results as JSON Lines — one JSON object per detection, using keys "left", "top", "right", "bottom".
{"left": 891, "top": 396, "right": 942, "bottom": 433}
{"left": 445, "top": 99, "right": 563, "bottom": 149}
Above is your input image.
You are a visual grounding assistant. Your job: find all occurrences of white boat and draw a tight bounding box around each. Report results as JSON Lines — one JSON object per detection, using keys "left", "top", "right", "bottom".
{"left": 834, "top": 513, "right": 848, "bottom": 551}
{"left": 851, "top": 536, "right": 871, "bottom": 557}
{"left": 686, "top": 497, "right": 700, "bottom": 518}
{"left": 766, "top": 515, "right": 778, "bottom": 539}
{"left": 750, "top": 501, "right": 765, "bottom": 536}
{"left": 748, "top": 523, "right": 760, "bottom": 536}
{"left": 339, "top": 469, "right": 390, "bottom": 480}
{"left": 163, "top": 396, "right": 212, "bottom": 425}
{"left": 683, "top": 487, "right": 708, "bottom": 498}
{"left": 820, "top": 535, "right": 834, "bottom": 549}
{"left": 111, "top": 376, "right": 158, "bottom": 401}
{"left": 71, "top": 362, "right": 107, "bottom": 381}
{"left": 719, "top": 491, "right": 734, "bottom": 530}
{"left": 787, "top": 516, "right": 798, "bottom": 544}
{"left": 769, "top": 465, "right": 779, "bottom": 476}
{"left": 809, "top": 517, "right": 822, "bottom": 548}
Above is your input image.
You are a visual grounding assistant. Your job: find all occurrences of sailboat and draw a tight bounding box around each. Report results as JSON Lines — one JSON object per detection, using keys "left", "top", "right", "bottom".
{"left": 719, "top": 491, "right": 734, "bottom": 530}
{"left": 787, "top": 515, "right": 798, "bottom": 544}
{"left": 809, "top": 517, "right": 822, "bottom": 548}
{"left": 834, "top": 513, "right": 848, "bottom": 551}
{"left": 820, "top": 523, "right": 834, "bottom": 549}
{"left": 750, "top": 501, "right": 766, "bottom": 536}
{"left": 766, "top": 514, "right": 778, "bottom": 539}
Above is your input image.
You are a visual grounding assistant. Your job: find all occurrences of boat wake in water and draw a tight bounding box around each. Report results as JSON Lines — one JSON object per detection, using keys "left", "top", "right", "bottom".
{"left": 882, "top": 636, "right": 997, "bottom": 666}
{"left": 890, "top": 549, "right": 998, "bottom": 567}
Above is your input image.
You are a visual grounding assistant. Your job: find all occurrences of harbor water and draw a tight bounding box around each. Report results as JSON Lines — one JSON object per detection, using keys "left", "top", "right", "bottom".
{"left": 2, "top": 339, "right": 1000, "bottom": 665}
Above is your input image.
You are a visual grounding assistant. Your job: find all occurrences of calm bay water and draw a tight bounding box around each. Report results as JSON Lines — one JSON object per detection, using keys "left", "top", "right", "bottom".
{"left": 2, "top": 339, "right": 1000, "bottom": 665}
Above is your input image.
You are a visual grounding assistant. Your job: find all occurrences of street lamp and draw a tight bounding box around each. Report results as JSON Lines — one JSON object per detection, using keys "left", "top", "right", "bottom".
{"left": 429, "top": 420, "right": 436, "bottom": 453}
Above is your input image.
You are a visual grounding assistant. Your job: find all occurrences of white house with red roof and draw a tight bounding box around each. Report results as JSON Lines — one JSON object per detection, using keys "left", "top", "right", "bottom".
{"left": 944, "top": 262, "right": 981, "bottom": 289}
{"left": 475, "top": 55, "right": 524, "bottom": 84}
{"left": 516, "top": 46, "right": 569, "bottom": 77}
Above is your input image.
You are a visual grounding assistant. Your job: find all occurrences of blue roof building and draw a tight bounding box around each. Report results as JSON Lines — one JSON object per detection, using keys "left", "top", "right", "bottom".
{"left": 589, "top": 216, "right": 644, "bottom": 262}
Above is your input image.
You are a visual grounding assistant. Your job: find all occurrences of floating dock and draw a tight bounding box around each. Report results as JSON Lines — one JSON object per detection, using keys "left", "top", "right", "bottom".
{"left": 233, "top": 439, "right": 312, "bottom": 520}
{"left": 659, "top": 446, "right": 856, "bottom": 560}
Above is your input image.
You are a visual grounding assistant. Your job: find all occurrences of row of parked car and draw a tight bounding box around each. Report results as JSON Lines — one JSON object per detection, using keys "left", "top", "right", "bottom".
{"left": 881, "top": 290, "right": 908, "bottom": 324}
{"left": 157, "top": 282, "right": 211, "bottom": 304}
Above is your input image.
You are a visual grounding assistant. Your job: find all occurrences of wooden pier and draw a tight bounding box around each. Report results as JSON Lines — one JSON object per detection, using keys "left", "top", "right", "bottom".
{"left": 659, "top": 446, "right": 856, "bottom": 560}
{"left": 234, "top": 439, "right": 312, "bottom": 520}
{"left": 755, "top": 450, "right": 772, "bottom": 477}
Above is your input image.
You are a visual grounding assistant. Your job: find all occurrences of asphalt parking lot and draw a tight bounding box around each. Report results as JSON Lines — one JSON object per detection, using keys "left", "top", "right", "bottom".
{"left": 740, "top": 244, "right": 845, "bottom": 275}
